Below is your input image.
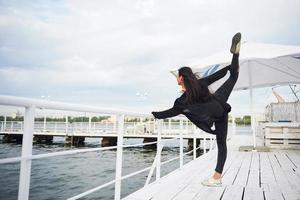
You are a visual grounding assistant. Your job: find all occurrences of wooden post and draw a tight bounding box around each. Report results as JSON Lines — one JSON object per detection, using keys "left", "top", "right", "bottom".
{"left": 283, "top": 127, "right": 288, "bottom": 146}
{"left": 265, "top": 127, "right": 270, "bottom": 146}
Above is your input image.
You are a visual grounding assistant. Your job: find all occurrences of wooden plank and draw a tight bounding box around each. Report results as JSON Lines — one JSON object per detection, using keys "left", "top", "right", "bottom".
{"left": 243, "top": 186, "right": 264, "bottom": 200}
{"left": 265, "top": 143, "right": 300, "bottom": 149}
{"left": 161, "top": 168, "right": 215, "bottom": 200}
{"left": 274, "top": 150, "right": 300, "bottom": 196}
{"left": 124, "top": 150, "right": 217, "bottom": 200}
{"left": 124, "top": 146, "right": 300, "bottom": 200}
{"left": 286, "top": 150, "right": 300, "bottom": 168}
{"left": 247, "top": 152, "right": 260, "bottom": 187}
{"left": 171, "top": 162, "right": 223, "bottom": 199}
{"left": 233, "top": 152, "right": 252, "bottom": 186}
{"left": 283, "top": 128, "right": 288, "bottom": 147}
{"left": 264, "top": 126, "right": 300, "bottom": 149}
{"left": 168, "top": 184, "right": 204, "bottom": 200}
{"left": 221, "top": 185, "right": 244, "bottom": 200}
{"left": 267, "top": 152, "right": 288, "bottom": 185}
{"left": 150, "top": 152, "right": 218, "bottom": 200}
{"left": 265, "top": 133, "right": 300, "bottom": 139}
{"left": 222, "top": 152, "right": 246, "bottom": 186}
{"left": 192, "top": 186, "right": 226, "bottom": 200}
{"left": 261, "top": 183, "right": 284, "bottom": 200}
{"left": 288, "top": 127, "right": 300, "bottom": 132}
{"left": 172, "top": 151, "right": 238, "bottom": 200}
{"left": 124, "top": 168, "right": 190, "bottom": 200}
{"left": 260, "top": 152, "right": 276, "bottom": 185}
{"left": 267, "top": 152, "right": 299, "bottom": 199}
{"left": 275, "top": 150, "right": 296, "bottom": 171}
{"left": 171, "top": 150, "right": 235, "bottom": 200}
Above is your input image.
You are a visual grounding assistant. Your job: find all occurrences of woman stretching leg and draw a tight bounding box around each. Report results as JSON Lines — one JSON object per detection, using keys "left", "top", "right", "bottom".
{"left": 152, "top": 32, "right": 241, "bottom": 187}
{"left": 203, "top": 52, "right": 240, "bottom": 186}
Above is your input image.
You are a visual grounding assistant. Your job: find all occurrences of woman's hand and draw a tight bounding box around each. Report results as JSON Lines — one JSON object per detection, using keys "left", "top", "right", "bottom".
{"left": 151, "top": 111, "right": 159, "bottom": 118}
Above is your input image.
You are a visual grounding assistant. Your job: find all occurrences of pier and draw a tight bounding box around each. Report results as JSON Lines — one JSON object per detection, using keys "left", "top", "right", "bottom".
{"left": 0, "top": 95, "right": 299, "bottom": 200}
{"left": 0, "top": 120, "right": 218, "bottom": 148}
{"left": 123, "top": 135, "right": 300, "bottom": 200}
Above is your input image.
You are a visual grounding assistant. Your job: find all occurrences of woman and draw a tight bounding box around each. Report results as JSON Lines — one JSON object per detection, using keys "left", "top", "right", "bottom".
{"left": 151, "top": 32, "right": 241, "bottom": 187}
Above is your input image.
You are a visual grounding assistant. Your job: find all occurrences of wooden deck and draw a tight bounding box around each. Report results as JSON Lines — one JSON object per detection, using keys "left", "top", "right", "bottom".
{"left": 123, "top": 135, "right": 300, "bottom": 200}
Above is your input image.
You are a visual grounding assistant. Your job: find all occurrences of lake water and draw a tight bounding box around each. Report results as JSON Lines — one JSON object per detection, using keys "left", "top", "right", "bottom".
{"left": 0, "top": 137, "right": 194, "bottom": 200}
{"left": 0, "top": 126, "right": 251, "bottom": 200}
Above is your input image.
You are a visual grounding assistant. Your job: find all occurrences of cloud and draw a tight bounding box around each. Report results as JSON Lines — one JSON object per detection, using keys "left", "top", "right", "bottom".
{"left": 0, "top": 0, "right": 300, "bottom": 112}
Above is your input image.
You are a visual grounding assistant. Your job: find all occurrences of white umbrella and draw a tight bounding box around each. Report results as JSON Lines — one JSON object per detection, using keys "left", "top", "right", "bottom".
{"left": 171, "top": 42, "right": 300, "bottom": 148}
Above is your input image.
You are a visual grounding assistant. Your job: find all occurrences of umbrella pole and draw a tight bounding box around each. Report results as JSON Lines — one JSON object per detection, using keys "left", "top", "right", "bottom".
{"left": 250, "top": 86, "right": 256, "bottom": 149}
{"left": 250, "top": 87, "right": 256, "bottom": 150}
{"left": 248, "top": 60, "right": 256, "bottom": 150}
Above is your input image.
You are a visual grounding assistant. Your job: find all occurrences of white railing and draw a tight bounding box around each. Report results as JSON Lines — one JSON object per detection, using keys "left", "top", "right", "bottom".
{"left": 0, "top": 95, "right": 216, "bottom": 200}
{"left": 0, "top": 120, "right": 200, "bottom": 136}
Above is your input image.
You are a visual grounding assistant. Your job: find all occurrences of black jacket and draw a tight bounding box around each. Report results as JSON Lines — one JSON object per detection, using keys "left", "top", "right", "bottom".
{"left": 152, "top": 66, "right": 231, "bottom": 134}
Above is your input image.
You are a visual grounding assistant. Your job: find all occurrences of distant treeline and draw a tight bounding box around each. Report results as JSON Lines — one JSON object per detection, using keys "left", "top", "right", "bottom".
{"left": 229, "top": 115, "right": 251, "bottom": 125}
{"left": 0, "top": 116, "right": 110, "bottom": 123}
{"left": 0, "top": 115, "right": 251, "bottom": 125}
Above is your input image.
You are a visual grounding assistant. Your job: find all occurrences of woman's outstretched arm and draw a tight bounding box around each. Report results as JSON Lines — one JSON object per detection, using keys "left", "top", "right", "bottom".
{"left": 152, "top": 107, "right": 181, "bottom": 119}
{"left": 201, "top": 65, "right": 230, "bottom": 85}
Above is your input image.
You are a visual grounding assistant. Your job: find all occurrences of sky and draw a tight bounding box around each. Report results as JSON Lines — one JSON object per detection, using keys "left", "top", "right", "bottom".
{"left": 0, "top": 0, "right": 300, "bottom": 116}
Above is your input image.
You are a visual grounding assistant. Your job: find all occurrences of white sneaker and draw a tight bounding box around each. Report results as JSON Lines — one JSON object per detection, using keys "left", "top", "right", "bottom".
{"left": 230, "top": 32, "right": 241, "bottom": 54}
{"left": 201, "top": 177, "right": 222, "bottom": 187}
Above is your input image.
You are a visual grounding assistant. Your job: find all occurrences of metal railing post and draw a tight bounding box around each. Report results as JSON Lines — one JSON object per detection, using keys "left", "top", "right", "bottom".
{"left": 105, "top": 121, "right": 108, "bottom": 132}
{"left": 193, "top": 125, "right": 196, "bottom": 160}
{"left": 133, "top": 123, "right": 136, "bottom": 135}
{"left": 113, "top": 116, "right": 117, "bottom": 132}
{"left": 54, "top": 122, "right": 57, "bottom": 133}
{"left": 43, "top": 113, "right": 46, "bottom": 132}
{"left": 18, "top": 105, "right": 35, "bottom": 200}
{"left": 4, "top": 115, "right": 6, "bottom": 131}
{"left": 10, "top": 121, "right": 13, "bottom": 131}
{"left": 232, "top": 114, "right": 236, "bottom": 135}
{"left": 185, "top": 120, "right": 188, "bottom": 135}
{"left": 179, "top": 119, "right": 183, "bottom": 169}
{"left": 114, "top": 114, "right": 124, "bottom": 200}
{"left": 88, "top": 116, "right": 91, "bottom": 133}
{"left": 145, "top": 140, "right": 164, "bottom": 186}
{"left": 65, "top": 115, "right": 68, "bottom": 134}
{"left": 80, "top": 122, "right": 83, "bottom": 132}
{"left": 203, "top": 133, "right": 207, "bottom": 154}
{"left": 156, "top": 119, "right": 162, "bottom": 181}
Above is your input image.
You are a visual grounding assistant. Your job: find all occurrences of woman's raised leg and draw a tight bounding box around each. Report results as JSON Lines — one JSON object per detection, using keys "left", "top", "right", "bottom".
{"left": 213, "top": 32, "right": 241, "bottom": 102}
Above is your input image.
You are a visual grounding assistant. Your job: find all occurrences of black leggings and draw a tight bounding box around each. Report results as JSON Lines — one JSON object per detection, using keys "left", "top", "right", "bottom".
{"left": 213, "top": 54, "right": 239, "bottom": 174}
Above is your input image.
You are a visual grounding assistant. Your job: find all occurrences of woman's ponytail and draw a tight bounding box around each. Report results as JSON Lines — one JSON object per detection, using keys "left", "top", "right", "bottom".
{"left": 178, "top": 66, "right": 211, "bottom": 104}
